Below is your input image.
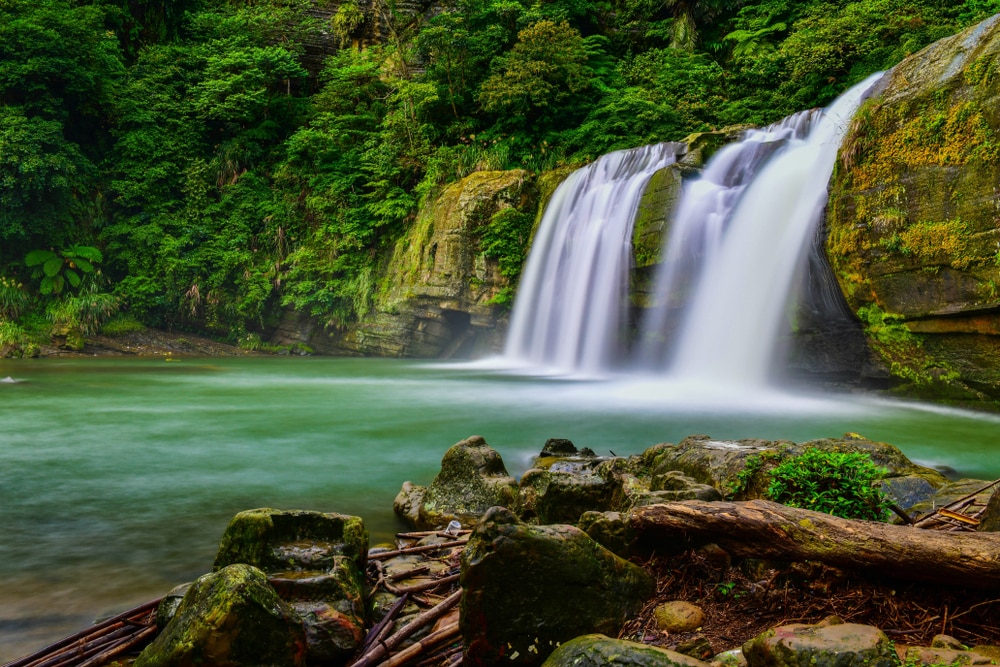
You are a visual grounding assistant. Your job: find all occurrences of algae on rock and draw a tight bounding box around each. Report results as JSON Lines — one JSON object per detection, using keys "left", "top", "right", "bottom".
{"left": 827, "top": 13, "right": 1000, "bottom": 401}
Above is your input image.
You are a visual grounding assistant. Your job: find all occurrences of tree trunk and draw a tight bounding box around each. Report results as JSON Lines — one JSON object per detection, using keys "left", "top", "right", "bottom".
{"left": 630, "top": 499, "right": 1000, "bottom": 589}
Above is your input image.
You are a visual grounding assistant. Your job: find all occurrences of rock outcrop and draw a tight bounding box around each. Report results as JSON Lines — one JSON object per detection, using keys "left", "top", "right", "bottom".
{"left": 135, "top": 564, "right": 306, "bottom": 667}
{"left": 828, "top": 13, "right": 1000, "bottom": 400}
{"left": 743, "top": 618, "right": 897, "bottom": 667}
{"left": 541, "top": 634, "right": 711, "bottom": 667}
{"left": 460, "top": 507, "right": 655, "bottom": 667}
{"left": 270, "top": 169, "right": 543, "bottom": 358}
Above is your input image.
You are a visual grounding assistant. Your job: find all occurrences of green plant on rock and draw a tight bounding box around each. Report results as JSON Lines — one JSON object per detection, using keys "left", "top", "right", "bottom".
{"left": 25, "top": 245, "right": 103, "bottom": 295}
{"left": 767, "top": 448, "right": 892, "bottom": 521}
{"left": 728, "top": 450, "right": 786, "bottom": 499}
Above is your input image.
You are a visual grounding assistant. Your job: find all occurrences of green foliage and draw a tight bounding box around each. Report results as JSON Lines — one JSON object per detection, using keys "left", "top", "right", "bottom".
{"left": 1, "top": 0, "right": 997, "bottom": 341}
{"left": 25, "top": 245, "right": 103, "bottom": 295}
{"left": 767, "top": 448, "right": 892, "bottom": 521}
{"left": 46, "top": 288, "right": 120, "bottom": 336}
{"left": 100, "top": 314, "right": 146, "bottom": 336}
{"left": 0, "top": 276, "right": 31, "bottom": 319}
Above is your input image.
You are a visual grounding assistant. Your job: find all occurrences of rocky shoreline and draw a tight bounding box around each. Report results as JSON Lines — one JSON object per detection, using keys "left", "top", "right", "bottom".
{"left": 22, "top": 433, "right": 1000, "bottom": 667}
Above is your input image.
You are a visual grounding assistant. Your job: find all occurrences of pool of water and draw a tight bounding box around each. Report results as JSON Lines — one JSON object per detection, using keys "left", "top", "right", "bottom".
{"left": 3, "top": 356, "right": 1000, "bottom": 660}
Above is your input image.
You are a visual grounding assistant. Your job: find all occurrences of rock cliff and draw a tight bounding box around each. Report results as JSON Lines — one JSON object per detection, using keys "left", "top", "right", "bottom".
{"left": 828, "top": 14, "right": 1000, "bottom": 401}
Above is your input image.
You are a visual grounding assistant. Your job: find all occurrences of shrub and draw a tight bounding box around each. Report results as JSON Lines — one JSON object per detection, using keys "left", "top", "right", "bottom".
{"left": 767, "top": 448, "right": 892, "bottom": 521}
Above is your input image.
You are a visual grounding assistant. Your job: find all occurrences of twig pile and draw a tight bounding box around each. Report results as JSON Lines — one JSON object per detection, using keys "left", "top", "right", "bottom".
{"left": 2, "top": 599, "right": 159, "bottom": 667}
{"left": 350, "top": 529, "right": 469, "bottom": 667}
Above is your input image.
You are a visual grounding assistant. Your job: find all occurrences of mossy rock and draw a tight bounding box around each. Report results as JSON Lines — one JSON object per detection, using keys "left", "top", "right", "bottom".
{"left": 518, "top": 467, "right": 620, "bottom": 524}
{"left": 541, "top": 634, "right": 712, "bottom": 667}
{"left": 827, "top": 14, "right": 1000, "bottom": 398}
{"left": 213, "top": 508, "right": 368, "bottom": 572}
{"left": 135, "top": 564, "right": 306, "bottom": 667}
{"left": 415, "top": 435, "right": 519, "bottom": 530}
{"left": 577, "top": 511, "right": 636, "bottom": 558}
{"left": 460, "top": 507, "right": 655, "bottom": 667}
{"left": 743, "top": 621, "right": 896, "bottom": 667}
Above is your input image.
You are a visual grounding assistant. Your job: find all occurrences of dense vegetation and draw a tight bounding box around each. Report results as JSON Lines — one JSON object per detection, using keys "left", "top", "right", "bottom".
{"left": 1, "top": 0, "right": 998, "bottom": 349}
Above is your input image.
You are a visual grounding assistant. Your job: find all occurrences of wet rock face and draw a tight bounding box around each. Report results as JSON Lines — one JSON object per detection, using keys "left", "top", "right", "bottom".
{"left": 743, "top": 620, "right": 897, "bottom": 667}
{"left": 395, "top": 435, "right": 520, "bottom": 530}
{"left": 271, "top": 169, "right": 541, "bottom": 359}
{"left": 540, "top": 634, "right": 712, "bottom": 667}
{"left": 136, "top": 564, "right": 306, "bottom": 667}
{"left": 827, "top": 14, "right": 1000, "bottom": 400}
{"left": 460, "top": 507, "right": 655, "bottom": 667}
{"left": 211, "top": 508, "right": 369, "bottom": 664}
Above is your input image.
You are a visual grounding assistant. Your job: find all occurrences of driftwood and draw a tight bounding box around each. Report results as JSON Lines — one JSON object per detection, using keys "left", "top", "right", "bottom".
{"left": 372, "top": 621, "right": 461, "bottom": 667}
{"left": 369, "top": 540, "right": 468, "bottom": 561}
{"left": 348, "top": 589, "right": 462, "bottom": 667}
{"left": 4, "top": 598, "right": 159, "bottom": 667}
{"left": 631, "top": 499, "right": 1000, "bottom": 589}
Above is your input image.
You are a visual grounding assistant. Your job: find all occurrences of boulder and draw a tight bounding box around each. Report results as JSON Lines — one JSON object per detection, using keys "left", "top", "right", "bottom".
{"left": 135, "top": 564, "right": 306, "bottom": 667}
{"left": 903, "top": 647, "right": 995, "bottom": 666}
{"left": 577, "top": 511, "right": 636, "bottom": 557}
{"left": 400, "top": 436, "right": 520, "bottom": 530}
{"left": 908, "top": 479, "right": 996, "bottom": 521}
{"left": 742, "top": 621, "right": 896, "bottom": 667}
{"left": 212, "top": 508, "right": 369, "bottom": 664}
{"left": 827, "top": 12, "right": 1000, "bottom": 400}
{"left": 214, "top": 508, "right": 368, "bottom": 572}
{"left": 541, "top": 634, "right": 712, "bottom": 667}
{"left": 978, "top": 486, "right": 1000, "bottom": 532}
{"left": 519, "top": 466, "right": 619, "bottom": 524}
{"left": 653, "top": 601, "right": 705, "bottom": 633}
{"left": 461, "top": 507, "right": 655, "bottom": 667}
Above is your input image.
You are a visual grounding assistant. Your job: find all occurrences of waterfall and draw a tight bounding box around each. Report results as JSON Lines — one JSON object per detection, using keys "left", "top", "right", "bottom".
{"left": 503, "top": 72, "right": 881, "bottom": 383}
{"left": 636, "top": 110, "right": 820, "bottom": 369}
{"left": 504, "top": 142, "right": 684, "bottom": 374}
{"left": 667, "top": 72, "right": 883, "bottom": 387}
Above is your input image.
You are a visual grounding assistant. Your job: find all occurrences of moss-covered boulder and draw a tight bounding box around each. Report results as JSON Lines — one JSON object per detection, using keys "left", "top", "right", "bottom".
{"left": 212, "top": 508, "right": 369, "bottom": 664}
{"left": 541, "top": 634, "right": 712, "bottom": 667}
{"left": 397, "top": 435, "right": 520, "bottom": 530}
{"left": 518, "top": 465, "right": 619, "bottom": 524}
{"left": 644, "top": 433, "right": 947, "bottom": 505}
{"left": 903, "top": 646, "right": 997, "bottom": 666}
{"left": 743, "top": 620, "right": 896, "bottom": 667}
{"left": 827, "top": 13, "right": 1000, "bottom": 400}
{"left": 135, "top": 564, "right": 306, "bottom": 667}
{"left": 577, "top": 511, "right": 636, "bottom": 557}
{"left": 460, "top": 507, "right": 655, "bottom": 667}
{"left": 214, "top": 508, "right": 368, "bottom": 572}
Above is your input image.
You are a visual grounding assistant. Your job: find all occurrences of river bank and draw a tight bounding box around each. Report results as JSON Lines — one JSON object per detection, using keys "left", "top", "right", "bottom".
{"left": 5, "top": 359, "right": 1000, "bottom": 662}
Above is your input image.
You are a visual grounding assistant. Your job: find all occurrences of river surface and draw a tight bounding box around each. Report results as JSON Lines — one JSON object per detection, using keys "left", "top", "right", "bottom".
{"left": 3, "top": 356, "right": 1000, "bottom": 659}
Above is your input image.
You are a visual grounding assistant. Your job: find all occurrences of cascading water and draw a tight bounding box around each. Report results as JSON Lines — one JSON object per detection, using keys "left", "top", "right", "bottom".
{"left": 504, "top": 142, "right": 684, "bottom": 374}
{"left": 667, "top": 72, "right": 883, "bottom": 387}
{"left": 636, "top": 110, "right": 820, "bottom": 368}
{"left": 503, "top": 72, "right": 882, "bottom": 384}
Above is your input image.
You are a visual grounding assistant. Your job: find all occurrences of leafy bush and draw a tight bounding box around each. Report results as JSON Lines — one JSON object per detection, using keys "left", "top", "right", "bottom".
{"left": 766, "top": 448, "right": 892, "bottom": 521}
{"left": 0, "top": 276, "right": 31, "bottom": 318}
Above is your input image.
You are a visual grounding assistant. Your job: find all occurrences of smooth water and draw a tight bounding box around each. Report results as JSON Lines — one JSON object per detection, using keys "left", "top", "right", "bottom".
{"left": 669, "top": 73, "right": 884, "bottom": 386}
{"left": 4, "top": 356, "right": 1000, "bottom": 659}
{"left": 505, "top": 142, "right": 684, "bottom": 374}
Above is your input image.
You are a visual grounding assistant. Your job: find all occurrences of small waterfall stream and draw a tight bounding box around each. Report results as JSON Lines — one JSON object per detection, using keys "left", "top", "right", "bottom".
{"left": 504, "top": 142, "right": 684, "bottom": 373}
{"left": 504, "top": 73, "right": 883, "bottom": 384}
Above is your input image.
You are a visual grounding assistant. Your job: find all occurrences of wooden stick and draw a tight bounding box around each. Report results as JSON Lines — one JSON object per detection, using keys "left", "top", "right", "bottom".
{"left": 387, "top": 565, "right": 430, "bottom": 582}
{"left": 75, "top": 625, "right": 157, "bottom": 667}
{"left": 384, "top": 573, "right": 460, "bottom": 595}
{"left": 362, "top": 594, "right": 409, "bottom": 653}
{"left": 372, "top": 622, "right": 461, "bottom": 667}
{"left": 348, "top": 590, "right": 462, "bottom": 667}
{"left": 369, "top": 541, "right": 468, "bottom": 561}
{"left": 5, "top": 600, "right": 159, "bottom": 667}
{"left": 395, "top": 531, "right": 471, "bottom": 540}
{"left": 913, "top": 479, "right": 1000, "bottom": 527}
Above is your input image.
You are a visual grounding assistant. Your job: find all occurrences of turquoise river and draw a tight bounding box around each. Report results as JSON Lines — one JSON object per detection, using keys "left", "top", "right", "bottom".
{"left": 3, "top": 356, "right": 1000, "bottom": 660}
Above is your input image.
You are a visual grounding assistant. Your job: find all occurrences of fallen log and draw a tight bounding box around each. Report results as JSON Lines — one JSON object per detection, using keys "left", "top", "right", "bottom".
{"left": 630, "top": 499, "right": 1000, "bottom": 589}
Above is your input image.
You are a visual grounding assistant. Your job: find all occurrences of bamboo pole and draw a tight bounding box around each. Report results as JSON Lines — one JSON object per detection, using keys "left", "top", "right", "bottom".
{"left": 369, "top": 541, "right": 468, "bottom": 561}
{"left": 372, "top": 622, "right": 461, "bottom": 667}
